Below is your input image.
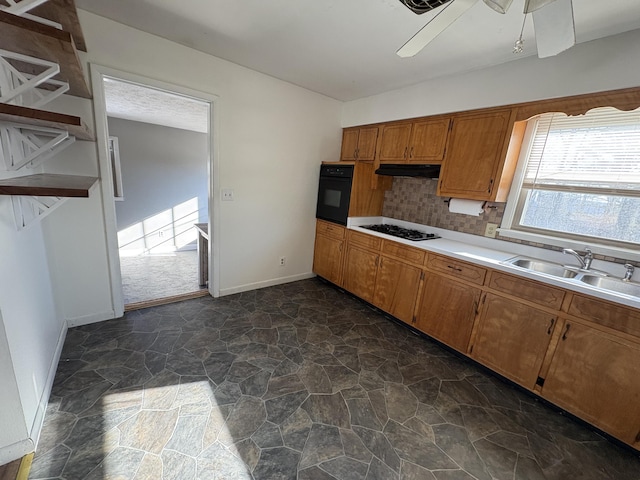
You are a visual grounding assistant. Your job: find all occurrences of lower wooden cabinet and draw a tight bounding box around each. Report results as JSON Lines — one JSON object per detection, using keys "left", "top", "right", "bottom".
{"left": 313, "top": 220, "right": 346, "bottom": 286}
{"left": 541, "top": 321, "right": 640, "bottom": 447}
{"left": 315, "top": 227, "right": 640, "bottom": 450}
{"left": 414, "top": 272, "right": 480, "bottom": 353}
{"left": 470, "top": 293, "right": 557, "bottom": 389}
{"left": 343, "top": 245, "right": 379, "bottom": 303}
{"left": 372, "top": 256, "right": 422, "bottom": 324}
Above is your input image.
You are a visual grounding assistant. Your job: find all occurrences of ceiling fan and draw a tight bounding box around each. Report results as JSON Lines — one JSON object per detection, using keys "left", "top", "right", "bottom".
{"left": 397, "top": 0, "right": 575, "bottom": 59}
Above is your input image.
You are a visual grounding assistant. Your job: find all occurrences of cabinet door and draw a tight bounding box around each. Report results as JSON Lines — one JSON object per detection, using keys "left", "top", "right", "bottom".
{"left": 438, "top": 109, "right": 512, "bottom": 200}
{"left": 343, "top": 245, "right": 378, "bottom": 303}
{"left": 415, "top": 272, "right": 480, "bottom": 353}
{"left": 356, "top": 127, "right": 379, "bottom": 161}
{"left": 542, "top": 322, "right": 640, "bottom": 447}
{"left": 471, "top": 293, "right": 556, "bottom": 390}
{"left": 372, "top": 256, "right": 422, "bottom": 324}
{"left": 408, "top": 118, "right": 450, "bottom": 163}
{"left": 341, "top": 128, "right": 359, "bottom": 161}
{"left": 313, "top": 233, "right": 344, "bottom": 286}
{"left": 378, "top": 123, "right": 412, "bottom": 163}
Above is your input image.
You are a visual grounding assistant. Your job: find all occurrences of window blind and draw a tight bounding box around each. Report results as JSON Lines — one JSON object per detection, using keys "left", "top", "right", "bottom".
{"left": 524, "top": 107, "right": 640, "bottom": 196}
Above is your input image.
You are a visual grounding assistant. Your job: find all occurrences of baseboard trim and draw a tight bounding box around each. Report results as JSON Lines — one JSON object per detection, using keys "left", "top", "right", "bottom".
{"left": 66, "top": 309, "right": 117, "bottom": 328}
{"left": 125, "top": 290, "right": 210, "bottom": 311}
{"left": 27, "top": 324, "right": 67, "bottom": 455}
{"left": 0, "top": 440, "right": 33, "bottom": 470}
{"left": 219, "top": 273, "right": 316, "bottom": 297}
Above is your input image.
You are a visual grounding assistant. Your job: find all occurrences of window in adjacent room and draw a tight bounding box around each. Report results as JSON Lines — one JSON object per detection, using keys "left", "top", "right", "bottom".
{"left": 501, "top": 106, "right": 640, "bottom": 250}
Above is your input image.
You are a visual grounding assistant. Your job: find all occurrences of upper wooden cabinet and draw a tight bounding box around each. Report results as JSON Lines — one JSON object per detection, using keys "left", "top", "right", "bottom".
{"left": 378, "top": 118, "right": 450, "bottom": 164}
{"left": 437, "top": 109, "right": 520, "bottom": 201}
{"left": 341, "top": 126, "right": 378, "bottom": 161}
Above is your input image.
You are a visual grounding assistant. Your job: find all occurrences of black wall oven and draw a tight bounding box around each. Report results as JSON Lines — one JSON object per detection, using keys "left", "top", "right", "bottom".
{"left": 316, "top": 164, "right": 354, "bottom": 226}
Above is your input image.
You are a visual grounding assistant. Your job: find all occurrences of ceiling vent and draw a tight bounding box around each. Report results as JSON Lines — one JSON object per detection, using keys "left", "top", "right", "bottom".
{"left": 398, "top": 0, "right": 454, "bottom": 15}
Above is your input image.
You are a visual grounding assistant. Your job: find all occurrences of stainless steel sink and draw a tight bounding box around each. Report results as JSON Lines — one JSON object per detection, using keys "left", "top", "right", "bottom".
{"left": 579, "top": 275, "right": 640, "bottom": 297}
{"left": 508, "top": 258, "right": 579, "bottom": 279}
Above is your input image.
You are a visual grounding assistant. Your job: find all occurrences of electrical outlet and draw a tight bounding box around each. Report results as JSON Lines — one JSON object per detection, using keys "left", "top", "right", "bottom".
{"left": 279, "top": 256, "right": 286, "bottom": 266}
{"left": 484, "top": 223, "right": 498, "bottom": 238}
{"left": 222, "top": 189, "right": 234, "bottom": 201}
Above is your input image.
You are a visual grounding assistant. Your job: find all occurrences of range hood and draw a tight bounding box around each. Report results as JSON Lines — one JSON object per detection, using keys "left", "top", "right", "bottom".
{"left": 375, "top": 164, "right": 441, "bottom": 178}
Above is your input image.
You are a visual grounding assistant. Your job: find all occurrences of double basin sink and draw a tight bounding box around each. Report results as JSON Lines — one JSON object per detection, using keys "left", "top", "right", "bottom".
{"left": 505, "top": 257, "right": 640, "bottom": 298}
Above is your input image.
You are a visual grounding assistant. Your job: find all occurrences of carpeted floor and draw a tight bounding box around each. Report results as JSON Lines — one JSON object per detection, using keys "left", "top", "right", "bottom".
{"left": 119, "top": 250, "right": 205, "bottom": 305}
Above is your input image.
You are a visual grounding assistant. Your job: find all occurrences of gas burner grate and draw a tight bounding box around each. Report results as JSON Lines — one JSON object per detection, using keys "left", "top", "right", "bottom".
{"left": 361, "top": 224, "right": 440, "bottom": 241}
{"left": 398, "top": 0, "right": 454, "bottom": 15}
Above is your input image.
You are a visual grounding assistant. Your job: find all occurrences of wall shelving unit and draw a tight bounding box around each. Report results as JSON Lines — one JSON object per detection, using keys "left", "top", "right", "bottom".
{"left": 0, "top": 0, "right": 98, "bottom": 230}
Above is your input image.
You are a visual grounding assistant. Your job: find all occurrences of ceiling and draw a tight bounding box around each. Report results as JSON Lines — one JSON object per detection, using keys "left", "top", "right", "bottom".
{"left": 77, "top": 0, "right": 640, "bottom": 101}
{"left": 103, "top": 77, "right": 209, "bottom": 133}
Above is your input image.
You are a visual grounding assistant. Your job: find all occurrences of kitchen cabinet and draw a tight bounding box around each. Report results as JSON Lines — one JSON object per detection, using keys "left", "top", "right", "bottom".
{"left": 415, "top": 272, "right": 481, "bottom": 353}
{"left": 342, "top": 234, "right": 423, "bottom": 324}
{"left": 378, "top": 118, "right": 450, "bottom": 164}
{"left": 437, "top": 109, "right": 520, "bottom": 201}
{"left": 471, "top": 293, "right": 557, "bottom": 389}
{"left": 541, "top": 320, "right": 640, "bottom": 447}
{"left": 321, "top": 226, "right": 640, "bottom": 450}
{"left": 313, "top": 220, "right": 346, "bottom": 286}
{"left": 343, "top": 244, "right": 379, "bottom": 303}
{"left": 341, "top": 126, "right": 378, "bottom": 161}
{"left": 372, "top": 255, "right": 423, "bottom": 324}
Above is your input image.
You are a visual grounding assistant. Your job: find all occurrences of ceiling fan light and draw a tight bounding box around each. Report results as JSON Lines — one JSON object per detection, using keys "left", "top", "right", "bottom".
{"left": 483, "top": 0, "right": 513, "bottom": 14}
{"left": 524, "top": 0, "right": 558, "bottom": 13}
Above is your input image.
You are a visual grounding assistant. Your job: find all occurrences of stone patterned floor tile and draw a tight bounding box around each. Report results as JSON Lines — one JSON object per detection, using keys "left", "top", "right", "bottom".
{"left": 29, "top": 278, "right": 640, "bottom": 479}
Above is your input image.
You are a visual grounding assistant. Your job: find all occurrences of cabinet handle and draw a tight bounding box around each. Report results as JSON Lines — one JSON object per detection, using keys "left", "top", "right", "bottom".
{"left": 635, "top": 430, "right": 640, "bottom": 443}
{"left": 403, "top": 147, "right": 408, "bottom": 159}
{"left": 375, "top": 257, "right": 379, "bottom": 267}
{"left": 409, "top": 146, "right": 414, "bottom": 158}
{"left": 355, "top": 148, "right": 359, "bottom": 159}
{"left": 446, "top": 265, "right": 463, "bottom": 272}
{"left": 473, "top": 300, "right": 479, "bottom": 316}
{"left": 562, "top": 323, "right": 571, "bottom": 341}
{"left": 547, "top": 318, "right": 555, "bottom": 335}
{"left": 487, "top": 178, "right": 494, "bottom": 193}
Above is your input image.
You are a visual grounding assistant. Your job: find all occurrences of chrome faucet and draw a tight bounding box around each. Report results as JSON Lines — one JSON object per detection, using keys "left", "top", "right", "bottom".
{"left": 623, "top": 264, "right": 635, "bottom": 282}
{"left": 562, "top": 248, "right": 593, "bottom": 270}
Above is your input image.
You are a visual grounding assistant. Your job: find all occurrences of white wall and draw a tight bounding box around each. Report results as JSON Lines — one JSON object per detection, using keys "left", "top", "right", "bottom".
{"left": 108, "top": 118, "right": 208, "bottom": 253}
{"left": 0, "top": 188, "right": 64, "bottom": 462}
{"left": 40, "top": 8, "right": 342, "bottom": 330}
{"left": 342, "top": 29, "right": 640, "bottom": 126}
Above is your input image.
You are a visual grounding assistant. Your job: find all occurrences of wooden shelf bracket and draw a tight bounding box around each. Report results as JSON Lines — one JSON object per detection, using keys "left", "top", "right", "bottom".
{"left": 0, "top": 0, "right": 62, "bottom": 29}
{"left": 0, "top": 49, "right": 69, "bottom": 107}
{"left": 11, "top": 192, "right": 65, "bottom": 229}
{"left": 0, "top": 121, "right": 75, "bottom": 170}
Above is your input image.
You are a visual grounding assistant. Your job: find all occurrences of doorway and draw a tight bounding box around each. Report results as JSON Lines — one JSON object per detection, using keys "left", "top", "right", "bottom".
{"left": 91, "top": 66, "right": 217, "bottom": 315}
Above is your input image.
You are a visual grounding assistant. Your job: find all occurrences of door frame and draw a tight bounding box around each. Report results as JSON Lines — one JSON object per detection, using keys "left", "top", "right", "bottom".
{"left": 90, "top": 64, "right": 220, "bottom": 317}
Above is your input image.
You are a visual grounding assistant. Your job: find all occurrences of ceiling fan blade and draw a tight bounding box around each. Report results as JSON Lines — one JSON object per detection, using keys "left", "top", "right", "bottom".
{"left": 532, "top": 0, "right": 575, "bottom": 58}
{"left": 397, "top": 0, "right": 479, "bottom": 58}
{"left": 524, "top": 0, "right": 558, "bottom": 14}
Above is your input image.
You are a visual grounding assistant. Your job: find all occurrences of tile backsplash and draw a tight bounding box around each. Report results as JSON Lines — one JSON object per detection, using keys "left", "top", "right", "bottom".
{"left": 382, "top": 177, "right": 505, "bottom": 236}
{"left": 382, "top": 177, "right": 634, "bottom": 266}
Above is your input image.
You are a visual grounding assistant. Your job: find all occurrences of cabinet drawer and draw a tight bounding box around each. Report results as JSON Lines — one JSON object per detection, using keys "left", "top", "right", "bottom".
{"left": 316, "top": 220, "right": 345, "bottom": 240}
{"left": 488, "top": 271, "right": 565, "bottom": 310}
{"left": 382, "top": 240, "right": 425, "bottom": 265}
{"left": 426, "top": 254, "right": 486, "bottom": 285}
{"left": 348, "top": 230, "right": 382, "bottom": 250}
{"left": 568, "top": 294, "right": 640, "bottom": 339}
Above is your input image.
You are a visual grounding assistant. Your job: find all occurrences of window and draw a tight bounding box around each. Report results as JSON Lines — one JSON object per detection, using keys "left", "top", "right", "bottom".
{"left": 502, "top": 106, "right": 640, "bottom": 250}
